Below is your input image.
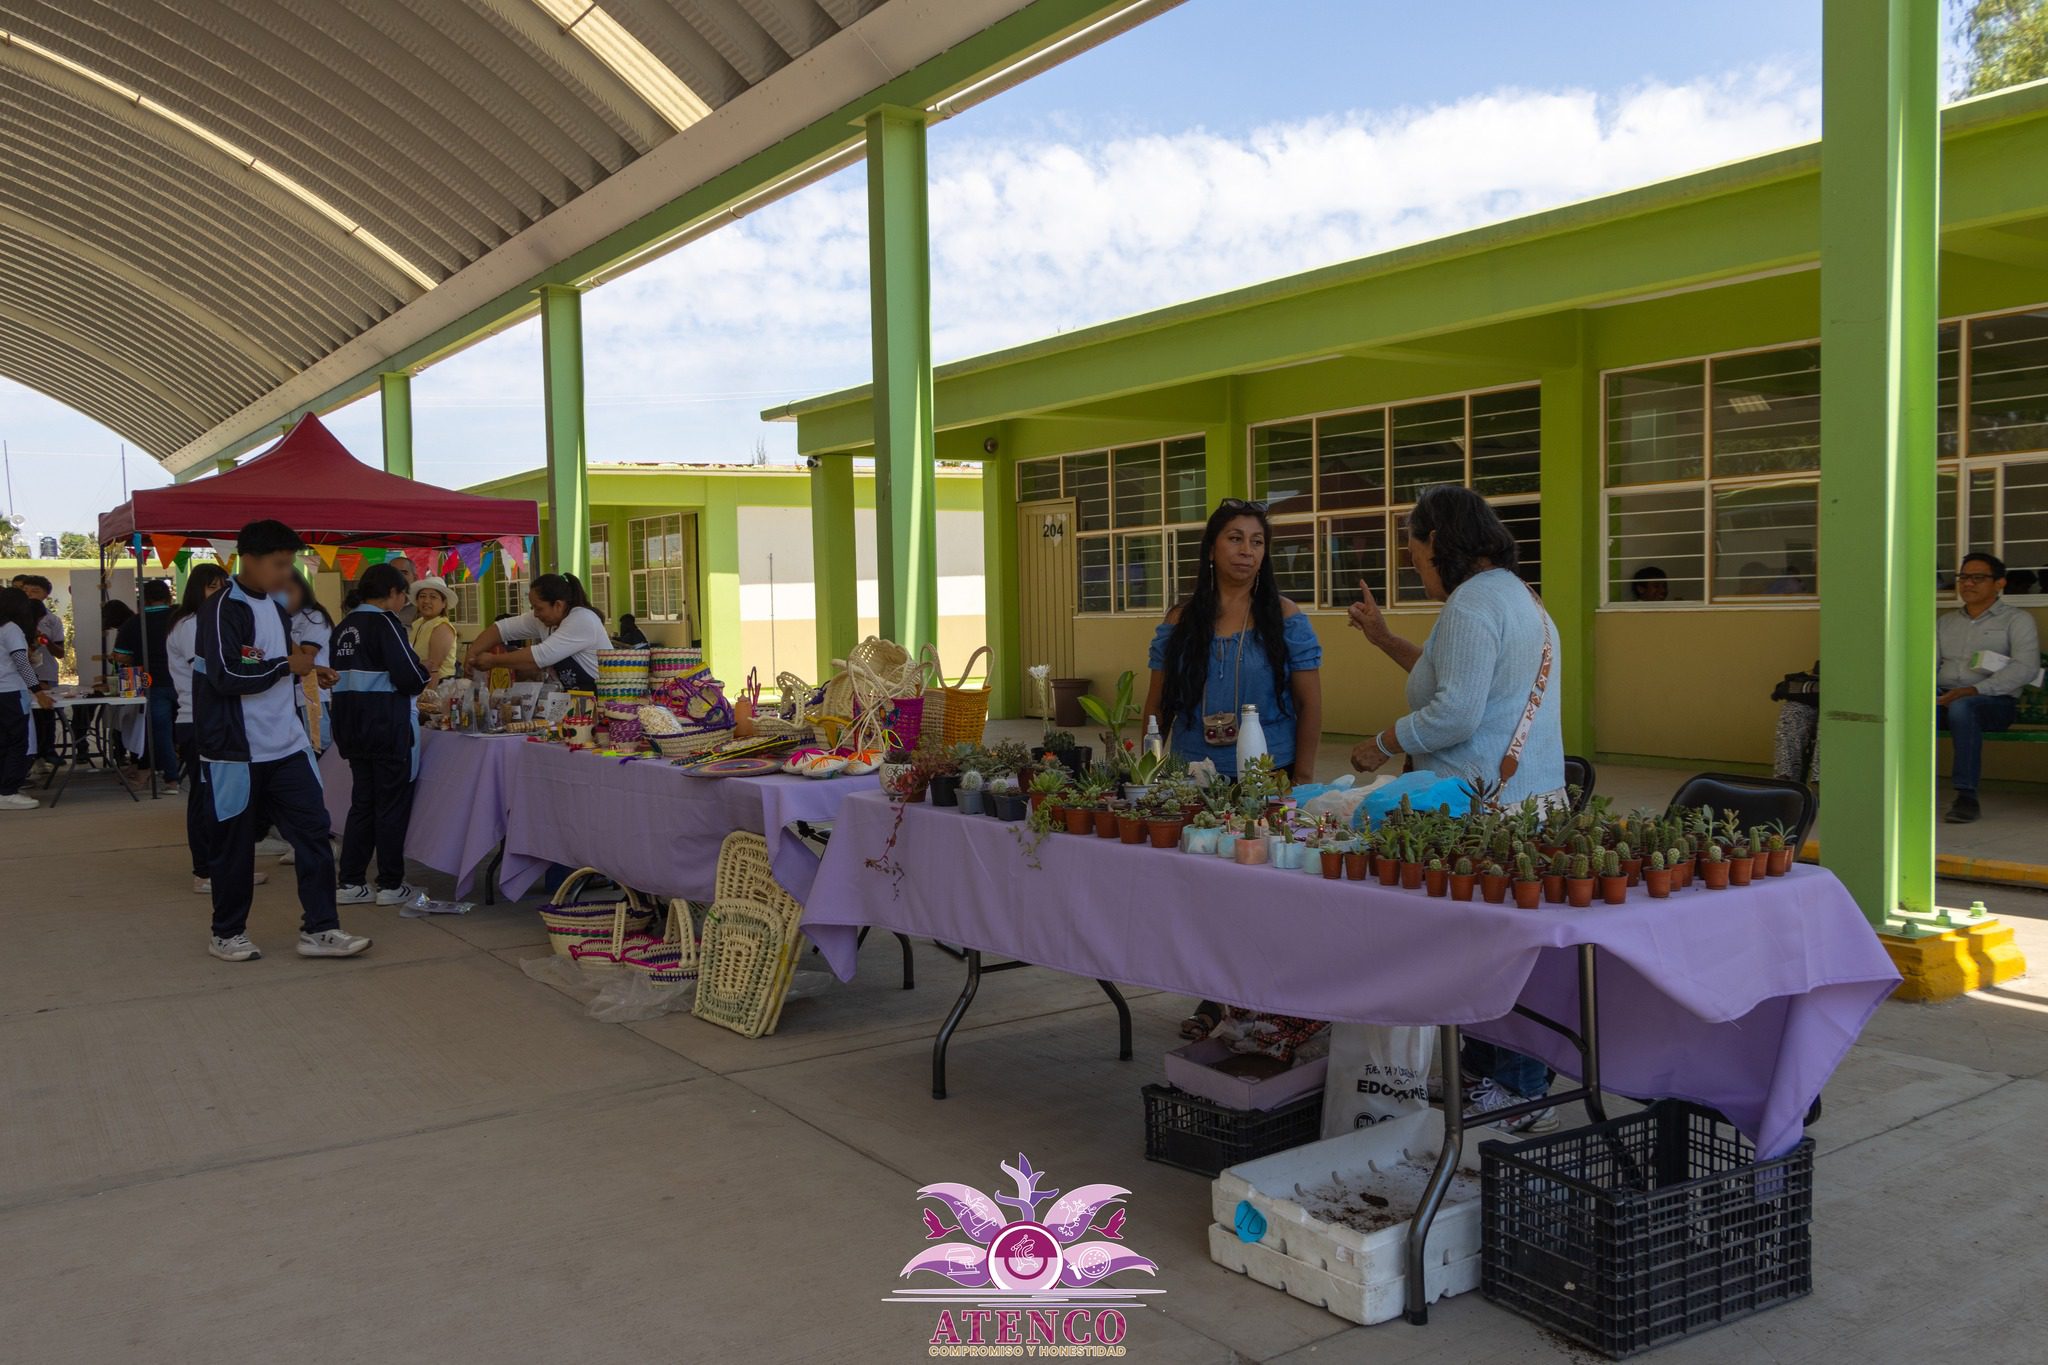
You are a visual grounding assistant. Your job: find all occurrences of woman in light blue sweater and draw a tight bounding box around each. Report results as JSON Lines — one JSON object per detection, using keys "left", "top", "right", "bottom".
{"left": 1347, "top": 485, "right": 1566, "bottom": 1132}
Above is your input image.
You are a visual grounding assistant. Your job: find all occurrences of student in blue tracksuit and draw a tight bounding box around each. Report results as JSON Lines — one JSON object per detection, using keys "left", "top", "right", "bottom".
{"left": 329, "top": 564, "right": 431, "bottom": 907}
{"left": 194, "top": 520, "right": 371, "bottom": 964}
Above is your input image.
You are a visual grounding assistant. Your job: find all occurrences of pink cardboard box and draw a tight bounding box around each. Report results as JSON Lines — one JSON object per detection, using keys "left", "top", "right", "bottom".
{"left": 1164, "top": 1038, "right": 1329, "bottom": 1113}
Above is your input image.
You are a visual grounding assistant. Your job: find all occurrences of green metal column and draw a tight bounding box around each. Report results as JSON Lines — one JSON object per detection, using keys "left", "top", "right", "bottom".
{"left": 865, "top": 108, "right": 939, "bottom": 653}
{"left": 1538, "top": 319, "right": 1599, "bottom": 758}
{"left": 981, "top": 439, "right": 1021, "bottom": 719}
{"left": 1818, "top": 0, "right": 1939, "bottom": 930}
{"left": 379, "top": 371, "right": 413, "bottom": 478}
{"left": 539, "top": 283, "right": 591, "bottom": 584}
{"left": 702, "top": 482, "right": 743, "bottom": 690}
{"left": 809, "top": 453, "right": 859, "bottom": 677}
{"left": 1204, "top": 377, "right": 1249, "bottom": 505}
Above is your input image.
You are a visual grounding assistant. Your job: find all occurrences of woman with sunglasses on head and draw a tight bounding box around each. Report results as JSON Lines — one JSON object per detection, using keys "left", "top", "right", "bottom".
{"left": 1141, "top": 499, "right": 1323, "bottom": 783}
{"left": 1348, "top": 483, "right": 1566, "bottom": 1133}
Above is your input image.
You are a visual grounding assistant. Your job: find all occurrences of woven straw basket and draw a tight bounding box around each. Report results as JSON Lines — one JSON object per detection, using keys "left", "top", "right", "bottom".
{"left": 919, "top": 644, "right": 991, "bottom": 748}
{"left": 691, "top": 833, "right": 808, "bottom": 1038}
{"left": 541, "top": 867, "right": 653, "bottom": 959}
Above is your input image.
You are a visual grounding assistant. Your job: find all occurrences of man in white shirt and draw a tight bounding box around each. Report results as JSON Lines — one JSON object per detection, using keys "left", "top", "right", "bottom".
{"left": 1938, "top": 552, "right": 2043, "bottom": 823}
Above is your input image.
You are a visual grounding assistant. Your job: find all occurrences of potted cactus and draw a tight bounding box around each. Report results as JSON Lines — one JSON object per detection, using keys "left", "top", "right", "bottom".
{"left": 1343, "top": 837, "right": 1370, "bottom": 881}
{"left": 956, "top": 767, "right": 987, "bottom": 815}
{"left": 1617, "top": 839, "right": 1642, "bottom": 887}
{"left": 1424, "top": 856, "right": 1449, "bottom": 898}
{"left": 1117, "top": 802, "right": 1146, "bottom": 845}
{"left": 1450, "top": 855, "right": 1476, "bottom": 902}
{"left": 1319, "top": 837, "right": 1345, "bottom": 880}
{"left": 1745, "top": 827, "right": 1770, "bottom": 881}
{"left": 1144, "top": 793, "right": 1184, "bottom": 849}
{"left": 1644, "top": 850, "right": 1673, "bottom": 898}
{"left": 1512, "top": 852, "right": 1543, "bottom": 909}
{"left": 1029, "top": 767, "right": 1068, "bottom": 814}
{"left": 992, "top": 782, "right": 1029, "bottom": 822}
{"left": 1375, "top": 826, "right": 1402, "bottom": 886}
{"left": 1233, "top": 817, "right": 1269, "bottom": 864}
{"left": 1599, "top": 849, "right": 1628, "bottom": 905}
{"left": 1216, "top": 813, "right": 1241, "bottom": 859}
{"left": 1272, "top": 824, "right": 1307, "bottom": 871}
{"left": 1765, "top": 823, "right": 1795, "bottom": 876}
{"left": 1565, "top": 852, "right": 1596, "bottom": 908}
{"left": 1185, "top": 809, "right": 1221, "bottom": 854}
{"left": 1727, "top": 836, "right": 1754, "bottom": 886}
{"left": 1542, "top": 850, "right": 1569, "bottom": 905}
{"left": 1481, "top": 859, "right": 1510, "bottom": 904}
{"left": 1700, "top": 842, "right": 1731, "bottom": 889}
{"left": 1398, "top": 832, "right": 1425, "bottom": 890}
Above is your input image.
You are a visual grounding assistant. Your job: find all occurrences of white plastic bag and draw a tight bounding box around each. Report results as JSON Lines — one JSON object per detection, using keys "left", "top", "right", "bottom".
{"left": 1320, "top": 1023, "right": 1436, "bottom": 1138}
{"left": 1298, "top": 773, "right": 1394, "bottom": 830}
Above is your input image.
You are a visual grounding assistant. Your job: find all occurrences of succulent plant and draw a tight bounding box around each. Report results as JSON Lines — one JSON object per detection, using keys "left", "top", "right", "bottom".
{"left": 1549, "top": 850, "right": 1572, "bottom": 876}
{"left": 1705, "top": 842, "right": 1724, "bottom": 863}
{"left": 1615, "top": 840, "right": 1632, "bottom": 862}
{"left": 1428, "top": 856, "right": 1445, "bottom": 873}
{"left": 1602, "top": 849, "right": 1620, "bottom": 877}
{"left": 1515, "top": 852, "right": 1538, "bottom": 882}
{"left": 1650, "top": 851, "right": 1667, "bottom": 871}
{"left": 1570, "top": 853, "right": 1591, "bottom": 879}
{"left": 1486, "top": 859, "right": 1506, "bottom": 878}
{"left": 1454, "top": 855, "right": 1473, "bottom": 876}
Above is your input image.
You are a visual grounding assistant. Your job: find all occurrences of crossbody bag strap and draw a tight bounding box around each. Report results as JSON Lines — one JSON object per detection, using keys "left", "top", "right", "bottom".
{"left": 1498, "top": 583, "right": 1553, "bottom": 783}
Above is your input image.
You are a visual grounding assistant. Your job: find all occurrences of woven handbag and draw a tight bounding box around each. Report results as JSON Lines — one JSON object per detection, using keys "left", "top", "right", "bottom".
{"left": 919, "top": 644, "right": 991, "bottom": 748}
{"left": 573, "top": 898, "right": 700, "bottom": 982}
{"left": 540, "top": 867, "right": 653, "bottom": 958}
{"left": 691, "top": 833, "right": 809, "bottom": 1038}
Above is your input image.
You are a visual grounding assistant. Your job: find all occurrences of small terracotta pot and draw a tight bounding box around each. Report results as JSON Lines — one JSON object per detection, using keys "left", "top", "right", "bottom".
{"left": 1146, "top": 818, "right": 1183, "bottom": 849}
{"left": 1645, "top": 868, "right": 1672, "bottom": 899}
{"left": 1481, "top": 873, "right": 1510, "bottom": 904}
{"left": 1376, "top": 855, "right": 1401, "bottom": 887}
{"left": 1029, "top": 790, "right": 1047, "bottom": 813}
{"left": 1676, "top": 858, "right": 1696, "bottom": 888}
{"left": 1728, "top": 857, "right": 1753, "bottom": 887}
{"left": 1234, "top": 837, "right": 1269, "bottom": 865}
{"left": 1424, "top": 867, "right": 1448, "bottom": 897}
{"left": 1701, "top": 859, "right": 1731, "bottom": 889}
{"left": 1062, "top": 807, "right": 1093, "bottom": 835}
{"left": 1093, "top": 807, "right": 1120, "bottom": 839}
{"left": 1768, "top": 848, "right": 1794, "bottom": 876}
{"left": 1542, "top": 874, "right": 1566, "bottom": 905}
{"left": 1320, "top": 850, "right": 1344, "bottom": 880}
{"left": 1566, "top": 877, "right": 1596, "bottom": 909}
{"left": 1512, "top": 880, "right": 1543, "bottom": 909}
{"left": 1400, "top": 861, "right": 1425, "bottom": 891}
{"left": 1182, "top": 802, "right": 1205, "bottom": 822}
{"left": 1344, "top": 851, "right": 1369, "bottom": 881}
{"left": 1621, "top": 857, "right": 1643, "bottom": 888}
{"left": 1600, "top": 874, "right": 1629, "bottom": 905}
{"left": 1749, "top": 849, "right": 1770, "bottom": 881}
{"left": 1118, "top": 813, "right": 1146, "bottom": 845}
{"left": 1450, "top": 873, "right": 1476, "bottom": 902}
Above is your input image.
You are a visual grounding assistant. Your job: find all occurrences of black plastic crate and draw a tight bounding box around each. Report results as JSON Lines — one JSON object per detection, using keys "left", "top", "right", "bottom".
{"left": 1141, "top": 1083, "right": 1322, "bottom": 1177}
{"left": 1480, "top": 1101, "right": 1814, "bottom": 1359}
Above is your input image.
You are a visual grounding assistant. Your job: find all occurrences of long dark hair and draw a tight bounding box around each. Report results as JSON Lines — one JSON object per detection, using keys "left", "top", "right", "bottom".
{"left": 170, "top": 563, "right": 230, "bottom": 626}
{"left": 1406, "top": 485, "right": 1519, "bottom": 595}
{"left": 1158, "top": 501, "right": 1292, "bottom": 733}
{"left": 287, "top": 569, "right": 333, "bottom": 626}
{"left": 0, "top": 586, "right": 38, "bottom": 638}
{"left": 531, "top": 572, "right": 591, "bottom": 614}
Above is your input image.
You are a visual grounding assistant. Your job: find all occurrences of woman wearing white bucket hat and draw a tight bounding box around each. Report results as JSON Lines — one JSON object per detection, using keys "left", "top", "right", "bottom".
{"left": 408, "top": 577, "right": 459, "bottom": 683}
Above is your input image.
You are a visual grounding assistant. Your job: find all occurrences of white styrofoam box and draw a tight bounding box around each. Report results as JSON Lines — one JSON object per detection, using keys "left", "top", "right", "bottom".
{"left": 1206, "top": 1222, "right": 1481, "bottom": 1326}
{"left": 1163, "top": 1039, "right": 1328, "bottom": 1113}
{"left": 1209, "top": 1108, "right": 1513, "bottom": 1300}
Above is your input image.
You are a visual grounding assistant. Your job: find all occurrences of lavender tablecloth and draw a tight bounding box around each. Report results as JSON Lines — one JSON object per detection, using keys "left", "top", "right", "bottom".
{"left": 497, "top": 742, "right": 875, "bottom": 903}
{"left": 318, "top": 730, "right": 522, "bottom": 896}
{"left": 797, "top": 791, "right": 1902, "bottom": 1157}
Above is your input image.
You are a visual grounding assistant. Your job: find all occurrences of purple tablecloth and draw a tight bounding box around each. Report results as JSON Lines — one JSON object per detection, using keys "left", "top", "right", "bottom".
{"left": 318, "top": 730, "right": 522, "bottom": 896}
{"left": 798, "top": 791, "right": 1902, "bottom": 1158}
{"left": 497, "top": 742, "right": 875, "bottom": 903}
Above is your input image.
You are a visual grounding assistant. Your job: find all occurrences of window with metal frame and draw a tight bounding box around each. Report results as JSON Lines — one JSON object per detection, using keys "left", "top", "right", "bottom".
{"left": 1015, "top": 437, "right": 1207, "bottom": 615}
{"left": 1248, "top": 384, "right": 1542, "bottom": 610}
{"left": 447, "top": 582, "right": 481, "bottom": 626}
{"left": 628, "top": 513, "right": 690, "bottom": 623}
{"left": 588, "top": 525, "right": 611, "bottom": 622}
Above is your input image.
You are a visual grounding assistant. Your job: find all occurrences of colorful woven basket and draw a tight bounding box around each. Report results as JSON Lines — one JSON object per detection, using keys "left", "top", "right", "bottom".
{"left": 919, "top": 645, "right": 992, "bottom": 748}
{"left": 603, "top": 702, "right": 644, "bottom": 748}
{"left": 541, "top": 868, "right": 653, "bottom": 959}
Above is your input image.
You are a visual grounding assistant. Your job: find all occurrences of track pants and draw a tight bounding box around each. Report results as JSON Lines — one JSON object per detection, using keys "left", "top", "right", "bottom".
{"left": 337, "top": 752, "right": 416, "bottom": 892}
{"left": 207, "top": 751, "right": 338, "bottom": 940}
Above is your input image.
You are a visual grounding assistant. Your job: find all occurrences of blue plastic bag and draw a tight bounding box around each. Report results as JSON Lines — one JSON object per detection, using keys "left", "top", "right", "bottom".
{"left": 1362, "top": 770, "right": 1472, "bottom": 828}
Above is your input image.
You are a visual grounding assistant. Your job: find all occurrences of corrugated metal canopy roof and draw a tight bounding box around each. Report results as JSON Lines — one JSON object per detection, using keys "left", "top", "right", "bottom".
{"left": 0, "top": 0, "right": 1136, "bottom": 473}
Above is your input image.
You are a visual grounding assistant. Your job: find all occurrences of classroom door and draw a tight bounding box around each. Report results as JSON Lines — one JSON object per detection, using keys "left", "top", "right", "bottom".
{"left": 1017, "top": 499, "right": 1076, "bottom": 711}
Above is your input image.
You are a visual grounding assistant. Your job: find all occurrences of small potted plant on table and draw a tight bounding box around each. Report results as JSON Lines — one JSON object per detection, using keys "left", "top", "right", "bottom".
{"left": 1644, "top": 850, "right": 1673, "bottom": 898}
{"left": 1700, "top": 842, "right": 1731, "bottom": 889}
{"left": 1727, "top": 836, "right": 1754, "bottom": 886}
{"left": 1565, "top": 853, "right": 1596, "bottom": 908}
{"left": 1185, "top": 809, "right": 1221, "bottom": 854}
{"left": 1424, "top": 856, "right": 1449, "bottom": 898}
{"left": 1542, "top": 850, "right": 1569, "bottom": 905}
{"left": 1449, "top": 855, "right": 1476, "bottom": 902}
{"left": 1599, "top": 849, "right": 1628, "bottom": 905}
{"left": 1480, "top": 859, "right": 1510, "bottom": 904}
{"left": 1512, "top": 852, "right": 1543, "bottom": 909}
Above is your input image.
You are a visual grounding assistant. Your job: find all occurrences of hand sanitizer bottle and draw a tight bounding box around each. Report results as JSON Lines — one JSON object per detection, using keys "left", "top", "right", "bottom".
{"left": 1143, "top": 714, "right": 1164, "bottom": 760}
{"left": 1235, "top": 703, "right": 1268, "bottom": 770}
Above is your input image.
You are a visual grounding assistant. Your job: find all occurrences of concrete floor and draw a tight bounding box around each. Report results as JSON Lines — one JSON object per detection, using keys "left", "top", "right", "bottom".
{"left": 7, "top": 778, "right": 2048, "bottom": 1363}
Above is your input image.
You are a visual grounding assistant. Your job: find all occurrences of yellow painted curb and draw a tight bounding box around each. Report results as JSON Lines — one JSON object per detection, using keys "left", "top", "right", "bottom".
{"left": 1798, "top": 840, "right": 2047, "bottom": 891}
{"left": 1881, "top": 921, "right": 2029, "bottom": 1002}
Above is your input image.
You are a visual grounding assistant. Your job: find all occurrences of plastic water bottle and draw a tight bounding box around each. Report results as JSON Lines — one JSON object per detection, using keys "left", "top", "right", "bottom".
{"left": 1143, "top": 715, "right": 1164, "bottom": 760}
{"left": 1235, "top": 703, "right": 1268, "bottom": 770}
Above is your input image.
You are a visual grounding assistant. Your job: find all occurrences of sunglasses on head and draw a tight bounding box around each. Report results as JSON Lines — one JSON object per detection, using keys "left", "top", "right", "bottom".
{"left": 1216, "top": 498, "right": 1269, "bottom": 514}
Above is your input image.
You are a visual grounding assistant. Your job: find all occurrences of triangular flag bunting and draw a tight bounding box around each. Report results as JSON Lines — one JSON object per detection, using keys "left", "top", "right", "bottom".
{"left": 456, "top": 542, "right": 483, "bottom": 581}
{"left": 440, "top": 549, "right": 460, "bottom": 580}
{"left": 478, "top": 548, "right": 496, "bottom": 581}
{"left": 408, "top": 548, "right": 434, "bottom": 577}
{"left": 151, "top": 534, "right": 187, "bottom": 568}
{"left": 173, "top": 549, "right": 192, "bottom": 571}
{"left": 337, "top": 550, "right": 365, "bottom": 579}
{"left": 362, "top": 547, "right": 387, "bottom": 566}
{"left": 208, "top": 538, "right": 238, "bottom": 566}
{"left": 313, "top": 544, "right": 339, "bottom": 570}
{"left": 499, "top": 535, "right": 526, "bottom": 573}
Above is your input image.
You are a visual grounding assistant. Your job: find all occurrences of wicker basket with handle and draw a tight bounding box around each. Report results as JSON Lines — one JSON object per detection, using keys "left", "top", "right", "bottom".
{"left": 691, "top": 833, "right": 808, "bottom": 1038}
{"left": 542, "top": 867, "right": 653, "bottom": 960}
{"left": 919, "top": 644, "right": 991, "bottom": 748}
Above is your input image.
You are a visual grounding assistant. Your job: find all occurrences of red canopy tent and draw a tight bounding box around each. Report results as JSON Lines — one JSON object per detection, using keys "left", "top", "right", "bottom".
{"left": 99, "top": 413, "right": 538, "bottom": 547}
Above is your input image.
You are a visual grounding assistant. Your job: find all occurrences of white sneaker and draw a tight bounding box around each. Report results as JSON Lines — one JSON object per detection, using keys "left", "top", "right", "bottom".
{"left": 375, "top": 882, "right": 420, "bottom": 906}
{"left": 209, "top": 934, "right": 261, "bottom": 962}
{"left": 194, "top": 872, "right": 265, "bottom": 892}
{"left": 278, "top": 849, "right": 295, "bottom": 865}
{"left": 253, "top": 836, "right": 290, "bottom": 857}
{"left": 0, "top": 793, "right": 40, "bottom": 810}
{"left": 1464, "top": 1078, "right": 1559, "bottom": 1134}
{"left": 336, "top": 883, "right": 374, "bottom": 904}
{"left": 298, "top": 929, "right": 372, "bottom": 958}
{"left": 162, "top": 782, "right": 181, "bottom": 796}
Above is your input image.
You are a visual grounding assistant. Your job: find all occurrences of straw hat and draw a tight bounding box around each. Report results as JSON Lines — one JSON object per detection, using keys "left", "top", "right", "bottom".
{"left": 412, "top": 576, "right": 452, "bottom": 612}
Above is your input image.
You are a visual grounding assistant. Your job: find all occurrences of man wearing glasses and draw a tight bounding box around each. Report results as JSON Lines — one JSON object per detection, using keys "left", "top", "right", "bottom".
{"left": 1938, "top": 552, "right": 2042, "bottom": 823}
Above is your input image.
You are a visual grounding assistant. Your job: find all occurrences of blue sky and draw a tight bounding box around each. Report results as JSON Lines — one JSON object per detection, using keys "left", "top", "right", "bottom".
{"left": 2, "top": 0, "right": 1882, "bottom": 547}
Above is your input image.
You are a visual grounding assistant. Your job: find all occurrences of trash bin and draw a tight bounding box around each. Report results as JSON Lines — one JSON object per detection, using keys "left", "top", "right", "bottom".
{"left": 1050, "top": 677, "right": 1093, "bottom": 728}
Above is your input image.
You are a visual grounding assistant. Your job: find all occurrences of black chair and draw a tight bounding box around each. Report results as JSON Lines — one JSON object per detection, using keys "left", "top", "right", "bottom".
{"left": 1665, "top": 772, "right": 1817, "bottom": 852}
{"left": 1563, "top": 755, "right": 1596, "bottom": 813}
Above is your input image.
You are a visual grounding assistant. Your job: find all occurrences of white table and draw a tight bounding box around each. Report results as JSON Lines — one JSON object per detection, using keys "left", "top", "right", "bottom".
{"left": 42, "top": 694, "right": 147, "bottom": 806}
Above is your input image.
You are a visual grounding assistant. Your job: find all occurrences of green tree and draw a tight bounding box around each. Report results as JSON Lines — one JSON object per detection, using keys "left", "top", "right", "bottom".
{"left": 0, "top": 514, "right": 27, "bottom": 559}
{"left": 1955, "top": 0, "right": 2048, "bottom": 96}
{"left": 57, "top": 531, "right": 97, "bottom": 559}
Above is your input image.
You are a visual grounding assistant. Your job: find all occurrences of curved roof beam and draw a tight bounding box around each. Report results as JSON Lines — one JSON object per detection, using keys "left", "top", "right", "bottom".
{"left": 0, "top": 332, "right": 190, "bottom": 455}
{"left": 0, "top": 26, "right": 435, "bottom": 289}
{"left": 0, "top": 206, "right": 293, "bottom": 382}
{"left": 0, "top": 299, "right": 216, "bottom": 430}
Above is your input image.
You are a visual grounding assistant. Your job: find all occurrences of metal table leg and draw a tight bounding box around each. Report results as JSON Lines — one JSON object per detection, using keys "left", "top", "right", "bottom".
{"left": 1097, "top": 979, "right": 1132, "bottom": 1058}
{"left": 482, "top": 843, "right": 504, "bottom": 905}
{"left": 932, "top": 949, "right": 984, "bottom": 1099}
{"left": 896, "top": 933, "right": 916, "bottom": 990}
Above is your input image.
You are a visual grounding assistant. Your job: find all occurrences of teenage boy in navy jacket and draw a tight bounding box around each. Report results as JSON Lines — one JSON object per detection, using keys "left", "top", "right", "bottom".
{"left": 330, "top": 563, "right": 431, "bottom": 906}
{"left": 194, "top": 520, "right": 370, "bottom": 963}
